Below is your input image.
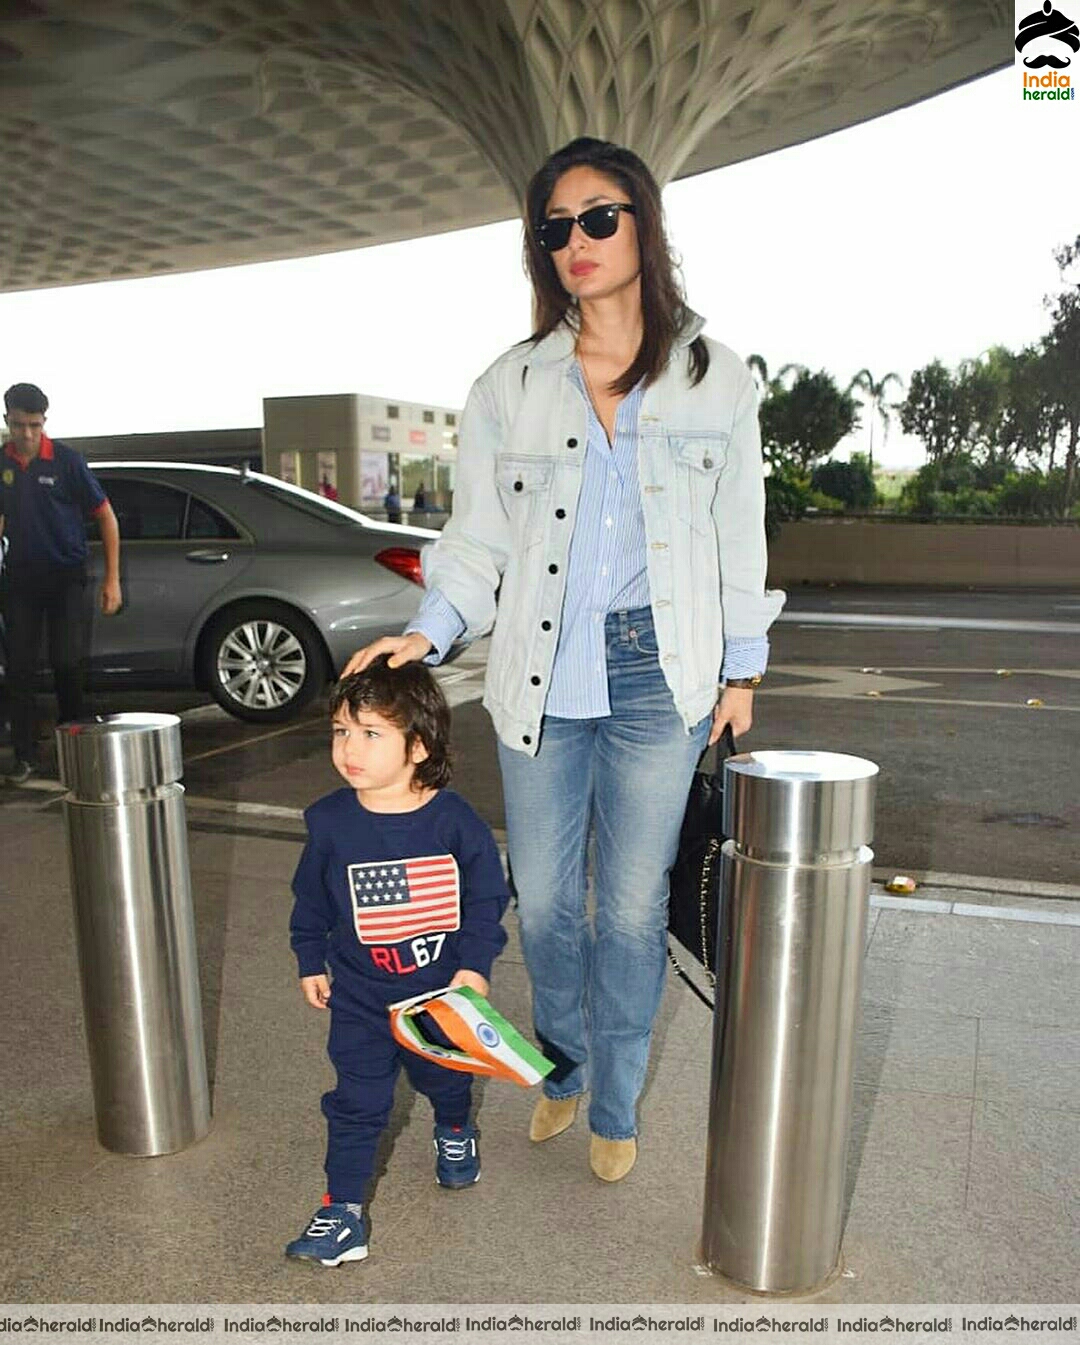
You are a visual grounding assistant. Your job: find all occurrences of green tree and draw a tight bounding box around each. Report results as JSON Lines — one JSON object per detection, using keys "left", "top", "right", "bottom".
{"left": 899, "top": 359, "right": 970, "bottom": 464}
{"left": 846, "top": 369, "right": 903, "bottom": 473}
{"left": 1042, "top": 235, "right": 1080, "bottom": 512}
{"left": 758, "top": 368, "right": 859, "bottom": 473}
{"left": 955, "top": 347, "right": 1013, "bottom": 466}
{"left": 764, "top": 462, "right": 813, "bottom": 539}
{"left": 810, "top": 453, "right": 877, "bottom": 510}
{"left": 995, "top": 345, "right": 1063, "bottom": 471}
{"left": 746, "top": 353, "right": 769, "bottom": 391}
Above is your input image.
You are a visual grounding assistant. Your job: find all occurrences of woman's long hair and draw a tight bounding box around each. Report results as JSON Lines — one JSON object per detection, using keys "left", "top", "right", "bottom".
{"left": 522, "top": 137, "right": 708, "bottom": 393}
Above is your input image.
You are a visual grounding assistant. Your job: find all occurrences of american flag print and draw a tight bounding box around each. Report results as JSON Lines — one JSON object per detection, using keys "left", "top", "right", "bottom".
{"left": 347, "top": 854, "right": 461, "bottom": 945}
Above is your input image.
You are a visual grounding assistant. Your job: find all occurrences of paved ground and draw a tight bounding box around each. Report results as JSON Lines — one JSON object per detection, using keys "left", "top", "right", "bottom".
{"left": 0, "top": 587, "right": 1077, "bottom": 1310}
{"left": 9, "top": 586, "right": 1075, "bottom": 885}
{"left": 0, "top": 795, "right": 1077, "bottom": 1307}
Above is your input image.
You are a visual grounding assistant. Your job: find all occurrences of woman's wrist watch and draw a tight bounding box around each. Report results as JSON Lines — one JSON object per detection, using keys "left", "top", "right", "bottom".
{"left": 725, "top": 674, "right": 763, "bottom": 689}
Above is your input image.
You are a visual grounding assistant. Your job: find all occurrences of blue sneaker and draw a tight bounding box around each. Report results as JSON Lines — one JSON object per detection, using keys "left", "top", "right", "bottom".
{"left": 285, "top": 1203, "right": 369, "bottom": 1266}
{"left": 434, "top": 1122, "right": 481, "bottom": 1188}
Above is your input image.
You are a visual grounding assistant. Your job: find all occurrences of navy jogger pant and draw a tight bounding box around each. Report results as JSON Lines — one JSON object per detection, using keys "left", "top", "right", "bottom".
{"left": 321, "top": 976, "right": 472, "bottom": 1203}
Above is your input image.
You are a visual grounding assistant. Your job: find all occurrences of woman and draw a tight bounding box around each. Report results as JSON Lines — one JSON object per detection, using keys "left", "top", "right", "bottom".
{"left": 345, "top": 137, "right": 784, "bottom": 1182}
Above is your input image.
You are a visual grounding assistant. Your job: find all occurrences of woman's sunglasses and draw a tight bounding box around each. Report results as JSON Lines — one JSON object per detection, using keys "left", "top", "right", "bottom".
{"left": 535, "top": 202, "right": 635, "bottom": 252}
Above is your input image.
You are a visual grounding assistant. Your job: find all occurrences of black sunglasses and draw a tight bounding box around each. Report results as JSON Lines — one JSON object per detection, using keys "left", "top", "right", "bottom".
{"left": 536, "top": 202, "right": 635, "bottom": 252}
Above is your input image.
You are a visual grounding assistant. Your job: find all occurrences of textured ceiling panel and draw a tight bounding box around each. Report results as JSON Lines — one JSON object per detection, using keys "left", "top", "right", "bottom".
{"left": 0, "top": 0, "right": 1010, "bottom": 292}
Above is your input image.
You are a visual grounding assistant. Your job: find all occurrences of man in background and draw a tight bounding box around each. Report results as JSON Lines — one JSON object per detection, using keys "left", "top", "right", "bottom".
{"left": 0, "top": 383, "right": 122, "bottom": 783}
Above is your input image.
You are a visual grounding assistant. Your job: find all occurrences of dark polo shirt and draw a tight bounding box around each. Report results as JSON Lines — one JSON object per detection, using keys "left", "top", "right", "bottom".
{"left": 0, "top": 434, "right": 108, "bottom": 573}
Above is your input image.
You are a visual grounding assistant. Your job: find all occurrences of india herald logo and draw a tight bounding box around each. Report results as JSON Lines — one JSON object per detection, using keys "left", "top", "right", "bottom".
{"left": 1016, "top": 1, "right": 1080, "bottom": 66}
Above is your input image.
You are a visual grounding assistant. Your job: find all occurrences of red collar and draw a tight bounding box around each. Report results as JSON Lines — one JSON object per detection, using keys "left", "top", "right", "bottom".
{"left": 4, "top": 433, "right": 53, "bottom": 468}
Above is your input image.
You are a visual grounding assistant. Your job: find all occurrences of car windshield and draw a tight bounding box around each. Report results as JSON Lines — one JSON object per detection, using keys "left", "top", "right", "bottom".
{"left": 244, "top": 474, "right": 372, "bottom": 527}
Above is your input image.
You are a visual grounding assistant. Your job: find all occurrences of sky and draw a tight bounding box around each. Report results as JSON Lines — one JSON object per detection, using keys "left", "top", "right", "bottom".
{"left": 1, "top": 66, "right": 1077, "bottom": 469}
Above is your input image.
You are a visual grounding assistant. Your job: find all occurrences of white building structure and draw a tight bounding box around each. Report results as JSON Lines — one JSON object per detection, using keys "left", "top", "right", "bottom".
{"left": 263, "top": 393, "right": 459, "bottom": 513}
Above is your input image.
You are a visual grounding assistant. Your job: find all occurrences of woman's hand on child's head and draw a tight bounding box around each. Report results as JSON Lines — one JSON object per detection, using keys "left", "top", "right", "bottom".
{"left": 300, "top": 974, "right": 332, "bottom": 1009}
{"left": 341, "top": 632, "right": 433, "bottom": 678}
{"left": 449, "top": 968, "right": 489, "bottom": 998}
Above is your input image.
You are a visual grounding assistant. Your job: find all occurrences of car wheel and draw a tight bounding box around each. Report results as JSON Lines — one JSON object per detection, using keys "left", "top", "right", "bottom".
{"left": 201, "top": 600, "right": 328, "bottom": 723}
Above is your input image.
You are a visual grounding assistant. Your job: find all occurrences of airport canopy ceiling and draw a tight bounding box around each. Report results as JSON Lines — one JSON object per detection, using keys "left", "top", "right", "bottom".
{"left": 1, "top": 0, "right": 1010, "bottom": 293}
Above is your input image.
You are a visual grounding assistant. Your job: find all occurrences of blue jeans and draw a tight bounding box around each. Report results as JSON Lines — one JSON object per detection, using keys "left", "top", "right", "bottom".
{"left": 497, "top": 607, "right": 710, "bottom": 1140}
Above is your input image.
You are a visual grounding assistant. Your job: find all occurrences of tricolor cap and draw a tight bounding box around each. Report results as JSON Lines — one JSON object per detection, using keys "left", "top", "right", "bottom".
{"left": 388, "top": 985, "right": 554, "bottom": 1087}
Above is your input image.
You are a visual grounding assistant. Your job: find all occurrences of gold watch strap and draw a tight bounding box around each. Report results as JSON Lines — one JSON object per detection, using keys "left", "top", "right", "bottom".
{"left": 725, "top": 674, "right": 763, "bottom": 689}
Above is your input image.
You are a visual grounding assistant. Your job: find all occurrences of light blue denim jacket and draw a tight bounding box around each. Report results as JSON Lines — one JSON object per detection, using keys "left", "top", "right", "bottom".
{"left": 422, "top": 311, "right": 786, "bottom": 757}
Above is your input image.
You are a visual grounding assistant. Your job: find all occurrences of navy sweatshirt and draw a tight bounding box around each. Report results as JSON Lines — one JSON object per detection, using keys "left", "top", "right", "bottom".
{"left": 289, "top": 787, "right": 508, "bottom": 992}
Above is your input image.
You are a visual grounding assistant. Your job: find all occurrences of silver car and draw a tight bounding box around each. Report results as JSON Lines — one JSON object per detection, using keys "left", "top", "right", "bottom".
{"left": 84, "top": 462, "right": 438, "bottom": 722}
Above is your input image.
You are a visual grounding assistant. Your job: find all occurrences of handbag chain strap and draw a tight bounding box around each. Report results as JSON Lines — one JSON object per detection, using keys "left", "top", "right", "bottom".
{"left": 667, "top": 726, "right": 735, "bottom": 1011}
{"left": 698, "top": 836, "right": 719, "bottom": 991}
{"left": 666, "top": 834, "right": 721, "bottom": 1010}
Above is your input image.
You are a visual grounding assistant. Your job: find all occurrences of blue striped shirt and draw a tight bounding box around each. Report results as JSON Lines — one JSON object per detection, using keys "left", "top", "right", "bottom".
{"left": 407, "top": 363, "right": 769, "bottom": 706}
{"left": 542, "top": 368, "right": 650, "bottom": 715}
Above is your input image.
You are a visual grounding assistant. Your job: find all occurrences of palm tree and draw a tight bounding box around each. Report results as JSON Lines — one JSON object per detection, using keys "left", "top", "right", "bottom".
{"left": 746, "top": 353, "right": 769, "bottom": 391}
{"left": 776, "top": 361, "right": 808, "bottom": 390}
{"left": 847, "top": 369, "right": 904, "bottom": 474}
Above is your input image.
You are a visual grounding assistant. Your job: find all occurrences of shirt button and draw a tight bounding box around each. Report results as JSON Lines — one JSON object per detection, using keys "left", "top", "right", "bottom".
{"left": 555, "top": 508, "right": 566, "bottom": 519}
{"left": 548, "top": 563, "right": 558, "bottom": 574}
{"left": 601, "top": 565, "right": 608, "bottom": 575}
{"left": 530, "top": 675, "right": 541, "bottom": 686}
{"left": 604, "top": 516, "right": 613, "bottom": 527}
{"left": 567, "top": 437, "right": 578, "bottom": 448}
{"left": 541, "top": 620, "right": 552, "bottom": 631}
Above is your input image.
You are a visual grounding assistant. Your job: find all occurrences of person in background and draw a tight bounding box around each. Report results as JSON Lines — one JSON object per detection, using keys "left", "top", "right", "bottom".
{"left": 1, "top": 383, "right": 122, "bottom": 784}
{"left": 343, "top": 138, "right": 784, "bottom": 1182}
{"left": 383, "top": 480, "right": 402, "bottom": 524}
{"left": 412, "top": 481, "right": 427, "bottom": 512}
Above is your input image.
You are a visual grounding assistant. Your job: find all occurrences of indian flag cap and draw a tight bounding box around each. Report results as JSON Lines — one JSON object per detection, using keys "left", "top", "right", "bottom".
{"left": 387, "top": 985, "right": 554, "bottom": 1086}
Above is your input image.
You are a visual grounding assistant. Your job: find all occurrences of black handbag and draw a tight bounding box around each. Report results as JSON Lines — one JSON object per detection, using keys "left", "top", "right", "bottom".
{"left": 667, "top": 724, "right": 737, "bottom": 1008}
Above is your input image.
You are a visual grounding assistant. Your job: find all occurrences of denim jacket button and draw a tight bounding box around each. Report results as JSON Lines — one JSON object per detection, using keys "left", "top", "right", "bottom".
{"left": 522, "top": 734, "right": 532, "bottom": 745}
{"left": 566, "top": 437, "right": 578, "bottom": 448}
{"left": 541, "top": 620, "right": 552, "bottom": 630}
{"left": 555, "top": 508, "right": 566, "bottom": 519}
{"left": 530, "top": 675, "right": 541, "bottom": 686}
{"left": 548, "top": 563, "right": 558, "bottom": 574}
{"left": 514, "top": 480, "right": 523, "bottom": 492}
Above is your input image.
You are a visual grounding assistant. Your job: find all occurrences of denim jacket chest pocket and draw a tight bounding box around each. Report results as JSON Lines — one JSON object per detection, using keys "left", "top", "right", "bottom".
{"left": 495, "top": 453, "right": 556, "bottom": 550}
{"left": 669, "top": 432, "right": 728, "bottom": 535}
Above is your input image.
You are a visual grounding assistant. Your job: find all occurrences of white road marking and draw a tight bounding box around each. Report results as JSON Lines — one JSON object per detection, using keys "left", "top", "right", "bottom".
{"left": 178, "top": 702, "right": 228, "bottom": 722}
{"left": 871, "top": 893, "right": 1080, "bottom": 926}
{"left": 779, "top": 611, "right": 1080, "bottom": 634}
{"left": 758, "top": 665, "right": 941, "bottom": 697}
{"left": 10, "top": 778, "right": 66, "bottom": 794}
{"left": 185, "top": 796, "right": 304, "bottom": 820}
{"left": 871, "top": 894, "right": 952, "bottom": 914}
{"left": 759, "top": 689, "right": 1078, "bottom": 712}
{"left": 950, "top": 902, "right": 1080, "bottom": 927}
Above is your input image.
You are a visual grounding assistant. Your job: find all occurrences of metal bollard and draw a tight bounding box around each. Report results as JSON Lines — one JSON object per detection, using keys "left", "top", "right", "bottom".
{"left": 701, "top": 750, "right": 878, "bottom": 1295}
{"left": 56, "top": 713, "right": 210, "bottom": 1156}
